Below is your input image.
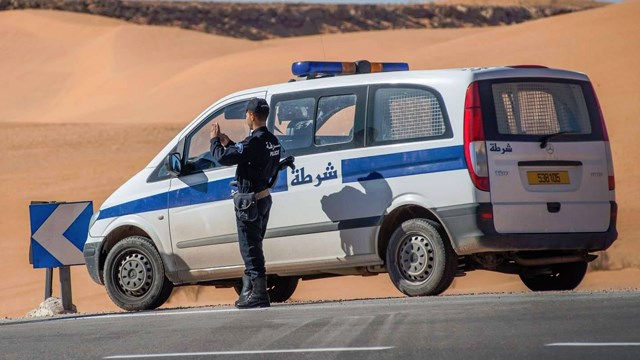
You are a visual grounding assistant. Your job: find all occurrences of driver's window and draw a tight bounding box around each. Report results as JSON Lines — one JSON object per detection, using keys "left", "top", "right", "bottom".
{"left": 184, "top": 101, "right": 249, "bottom": 173}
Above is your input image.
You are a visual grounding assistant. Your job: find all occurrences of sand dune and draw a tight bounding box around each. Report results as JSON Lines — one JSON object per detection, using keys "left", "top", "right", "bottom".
{"left": 0, "top": 10, "right": 255, "bottom": 125}
{"left": 1, "top": 1, "right": 639, "bottom": 317}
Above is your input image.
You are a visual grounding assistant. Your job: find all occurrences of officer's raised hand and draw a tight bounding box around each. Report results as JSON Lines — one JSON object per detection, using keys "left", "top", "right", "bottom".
{"left": 210, "top": 123, "right": 231, "bottom": 147}
{"left": 210, "top": 123, "right": 220, "bottom": 140}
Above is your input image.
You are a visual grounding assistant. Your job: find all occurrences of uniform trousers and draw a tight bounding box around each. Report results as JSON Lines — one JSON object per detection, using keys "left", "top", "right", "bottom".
{"left": 235, "top": 195, "right": 272, "bottom": 279}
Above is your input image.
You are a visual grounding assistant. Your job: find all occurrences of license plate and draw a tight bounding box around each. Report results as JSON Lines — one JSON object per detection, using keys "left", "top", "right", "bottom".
{"left": 527, "top": 171, "right": 570, "bottom": 185}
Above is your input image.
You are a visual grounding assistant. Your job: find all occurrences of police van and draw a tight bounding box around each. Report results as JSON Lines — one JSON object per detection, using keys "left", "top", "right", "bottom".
{"left": 83, "top": 61, "right": 617, "bottom": 310}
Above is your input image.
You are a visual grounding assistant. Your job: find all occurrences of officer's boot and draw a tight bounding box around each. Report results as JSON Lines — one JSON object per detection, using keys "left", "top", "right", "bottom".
{"left": 234, "top": 274, "right": 253, "bottom": 308}
{"left": 236, "top": 276, "right": 270, "bottom": 309}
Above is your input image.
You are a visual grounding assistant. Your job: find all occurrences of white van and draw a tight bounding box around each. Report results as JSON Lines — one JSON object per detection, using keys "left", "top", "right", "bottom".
{"left": 83, "top": 62, "right": 617, "bottom": 310}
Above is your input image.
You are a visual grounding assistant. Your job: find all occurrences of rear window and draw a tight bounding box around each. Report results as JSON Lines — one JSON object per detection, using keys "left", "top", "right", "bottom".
{"left": 480, "top": 78, "right": 602, "bottom": 141}
{"left": 492, "top": 82, "right": 591, "bottom": 135}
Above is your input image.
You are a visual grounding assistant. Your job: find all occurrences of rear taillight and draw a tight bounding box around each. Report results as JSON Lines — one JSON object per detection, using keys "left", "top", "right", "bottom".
{"left": 464, "top": 82, "right": 489, "bottom": 191}
{"left": 590, "top": 82, "right": 615, "bottom": 190}
{"left": 608, "top": 175, "right": 615, "bottom": 191}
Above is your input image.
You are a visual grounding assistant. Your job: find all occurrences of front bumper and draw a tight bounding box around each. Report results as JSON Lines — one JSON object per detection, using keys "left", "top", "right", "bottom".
{"left": 83, "top": 241, "right": 103, "bottom": 285}
{"left": 436, "top": 202, "right": 618, "bottom": 255}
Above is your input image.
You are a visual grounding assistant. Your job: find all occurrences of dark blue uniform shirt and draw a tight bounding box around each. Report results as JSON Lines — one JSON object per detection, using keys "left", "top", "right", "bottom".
{"left": 210, "top": 126, "right": 281, "bottom": 193}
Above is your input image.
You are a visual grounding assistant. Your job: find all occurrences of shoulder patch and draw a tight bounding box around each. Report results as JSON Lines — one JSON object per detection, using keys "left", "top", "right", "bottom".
{"left": 235, "top": 143, "right": 244, "bottom": 154}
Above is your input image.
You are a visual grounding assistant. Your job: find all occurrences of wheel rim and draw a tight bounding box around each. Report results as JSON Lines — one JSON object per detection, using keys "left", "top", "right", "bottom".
{"left": 397, "top": 234, "right": 435, "bottom": 282}
{"left": 113, "top": 250, "right": 153, "bottom": 297}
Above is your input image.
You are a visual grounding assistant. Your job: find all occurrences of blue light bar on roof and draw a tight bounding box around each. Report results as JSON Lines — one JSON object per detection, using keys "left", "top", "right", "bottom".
{"left": 376, "top": 62, "right": 410, "bottom": 72}
{"left": 292, "top": 60, "right": 409, "bottom": 77}
{"left": 292, "top": 61, "right": 355, "bottom": 77}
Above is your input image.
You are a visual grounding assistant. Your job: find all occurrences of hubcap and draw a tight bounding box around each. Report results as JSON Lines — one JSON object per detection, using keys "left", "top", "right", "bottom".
{"left": 116, "top": 252, "right": 153, "bottom": 296}
{"left": 397, "top": 235, "right": 434, "bottom": 282}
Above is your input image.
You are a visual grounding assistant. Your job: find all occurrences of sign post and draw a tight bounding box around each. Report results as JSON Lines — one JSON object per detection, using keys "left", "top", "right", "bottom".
{"left": 29, "top": 201, "right": 93, "bottom": 312}
{"left": 59, "top": 266, "right": 73, "bottom": 311}
{"left": 44, "top": 268, "right": 53, "bottom": 300}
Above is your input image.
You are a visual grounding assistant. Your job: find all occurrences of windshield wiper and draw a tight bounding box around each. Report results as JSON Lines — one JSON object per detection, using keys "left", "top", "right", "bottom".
{"left": 539, "top": 131, "right": 578, "bottom": 149}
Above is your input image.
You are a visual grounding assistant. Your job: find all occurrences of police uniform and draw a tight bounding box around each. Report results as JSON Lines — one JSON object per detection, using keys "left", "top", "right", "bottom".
{"left": 210, "top": 98, "right": 281, "bottom": 308}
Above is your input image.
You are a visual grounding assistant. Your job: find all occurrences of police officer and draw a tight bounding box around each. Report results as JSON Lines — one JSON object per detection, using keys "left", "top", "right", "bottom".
{"left": 209, "top": 98, "right": 281, "bottom": 309}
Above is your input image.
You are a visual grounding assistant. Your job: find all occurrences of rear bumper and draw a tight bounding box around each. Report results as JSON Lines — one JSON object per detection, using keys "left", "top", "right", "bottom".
{"left": 83, "top": 241, "right": 103, "bottom": 285}
{"left": 436, "top": 202, "right": 618, "bottom": 255}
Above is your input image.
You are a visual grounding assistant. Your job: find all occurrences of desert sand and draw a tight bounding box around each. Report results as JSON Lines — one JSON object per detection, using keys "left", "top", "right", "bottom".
{"left": 1, "top": 1, "right": 639, "bottom": 318}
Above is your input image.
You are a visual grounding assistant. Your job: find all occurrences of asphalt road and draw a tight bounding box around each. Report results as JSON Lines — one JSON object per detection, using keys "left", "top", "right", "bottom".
{"left": 2, "top": 291, "right": 640, "bottom": 359}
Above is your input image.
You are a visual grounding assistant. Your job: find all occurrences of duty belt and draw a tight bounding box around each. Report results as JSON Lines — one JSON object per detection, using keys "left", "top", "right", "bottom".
{"left": 255, "top": 189, "right": 270, "bottom": 200}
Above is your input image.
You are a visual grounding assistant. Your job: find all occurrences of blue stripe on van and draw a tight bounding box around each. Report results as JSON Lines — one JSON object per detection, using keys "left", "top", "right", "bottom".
{"left": 97, "top": 169, "right": 289, "bottom": 220}
{"left": 98, "top": 192, "right": 168, "bottom": 220}
{"left": 167, "top": 169, "right": 289, "bottom": 209}
{"left": 168, "top": 176, "right": 236, "bottom": 209}
{"left": 97, "top": 146, "right": 465, "bottom": 220}
{"left": 341, "top": 145, "right": 466, "bottom": 183}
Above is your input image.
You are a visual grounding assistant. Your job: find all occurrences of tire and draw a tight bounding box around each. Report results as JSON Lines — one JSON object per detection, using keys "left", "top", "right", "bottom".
{"left": 519, "top": 261, "right": 588, "bottom": 291}
{"left": 151, "top": 276, "right": 175, "bottom": 309}
{"left": 104, "top": 236, "right": 174, "bottom": 311}
{"left": 233, "top": 275, "right": 299, "bottom": 303}
{"left": 386, "top": 218, "right": 457, "bottom": 296}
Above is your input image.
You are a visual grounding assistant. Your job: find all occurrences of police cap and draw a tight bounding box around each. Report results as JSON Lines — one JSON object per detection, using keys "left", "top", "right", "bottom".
{"left": 246, "top": 97, "right": 270, "bottom": 117}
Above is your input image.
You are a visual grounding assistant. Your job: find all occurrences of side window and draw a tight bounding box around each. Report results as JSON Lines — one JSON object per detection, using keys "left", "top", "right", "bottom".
{"left": 184, "top": 101, "right": 249, "bottom": 172}
{"left": 370, "top": 87, "right": 446, "bottom": 145}
{"left": 272, "top": 97, "right": 315, "bottom": 153}
{"left": 314, "top": 94, "right": 356, "bottom": 146}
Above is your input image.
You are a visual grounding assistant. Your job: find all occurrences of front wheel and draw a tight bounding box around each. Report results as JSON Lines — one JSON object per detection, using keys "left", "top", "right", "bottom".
{"left": 519, "top": 261, "right": 588, "bottom": 291}
{"left": 386, "top": 218, "right": 457, "bottom": 296}
{"left": 104, "top": 236, "right": 174, "bottom": 311}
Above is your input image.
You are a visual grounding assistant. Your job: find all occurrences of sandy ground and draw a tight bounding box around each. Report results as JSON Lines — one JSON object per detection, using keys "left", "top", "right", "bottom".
{"left": 1, "top": 1, "right": 639, "bottom": 318}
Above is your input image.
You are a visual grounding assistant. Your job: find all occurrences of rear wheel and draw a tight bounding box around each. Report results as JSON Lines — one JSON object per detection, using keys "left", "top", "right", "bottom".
{"left": 386, "top": 218, "right": 457, "bottom": 296}
{"left": 104, "top": 236, "right": 174, "bottom": 311}
{"left": 234, "top": 275, "right": 299, "bottom": 303}
{"left": 519, "top": 261, "right": 588, "bottom": 291}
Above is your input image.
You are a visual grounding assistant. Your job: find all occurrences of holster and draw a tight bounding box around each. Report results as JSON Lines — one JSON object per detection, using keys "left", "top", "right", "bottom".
{"left": 233, "top": 192, "right": 258, "bottom": 222}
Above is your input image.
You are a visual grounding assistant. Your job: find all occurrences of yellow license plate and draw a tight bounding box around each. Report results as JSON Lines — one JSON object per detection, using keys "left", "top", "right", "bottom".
{"left": 527, "top": 171, "right": 570, "bottom": 185}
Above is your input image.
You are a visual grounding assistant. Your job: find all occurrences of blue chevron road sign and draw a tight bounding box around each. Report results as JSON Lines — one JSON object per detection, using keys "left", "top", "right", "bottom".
{"left": 29, "top": 201, "right": 93, "bottom": 268}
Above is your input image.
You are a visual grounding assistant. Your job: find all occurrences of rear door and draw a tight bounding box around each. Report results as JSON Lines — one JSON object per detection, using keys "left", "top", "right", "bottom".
{"left": 479, "top": 78, "right": 611, "bottom": 233}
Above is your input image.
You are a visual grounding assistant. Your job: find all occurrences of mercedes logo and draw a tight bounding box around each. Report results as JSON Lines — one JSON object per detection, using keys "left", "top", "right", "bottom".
{"left": 546, "top": 144, "right": 555, "bottom": 154}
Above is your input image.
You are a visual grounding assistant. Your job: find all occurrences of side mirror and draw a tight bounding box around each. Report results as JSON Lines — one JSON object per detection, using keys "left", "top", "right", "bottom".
{"left": 165, "top": 152, "right": 182, "bottom": 176}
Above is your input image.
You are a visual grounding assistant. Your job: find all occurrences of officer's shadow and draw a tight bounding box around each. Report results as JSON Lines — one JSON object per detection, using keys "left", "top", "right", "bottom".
{"left": 320, "top": 171, "right": 392, "bottom": 257}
